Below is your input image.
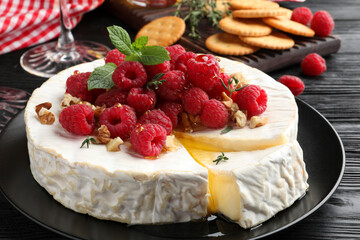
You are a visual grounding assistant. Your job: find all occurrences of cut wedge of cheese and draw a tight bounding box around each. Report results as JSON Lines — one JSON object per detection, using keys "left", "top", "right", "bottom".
{"left": 24, "top": 58, "right": 308, "bottom": 229}
{"left": 186, "top": 141, "right": 308, "bottom": 228}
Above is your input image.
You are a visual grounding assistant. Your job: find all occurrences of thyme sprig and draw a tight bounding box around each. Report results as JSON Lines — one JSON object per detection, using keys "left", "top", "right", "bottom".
{"left": 219, "top": 75, "right": 248, "bottom": 97}
{"left": 213, "top": 152, "right": 229, "bottom": 165}
{"left": 147, "top": 73, "right": 166, "bottom": 91}
{"left": 81, "top": 136, "right": 98, "bottom": 148}
{"left": 175, "top": 0, "right": 229, "bottom": 39}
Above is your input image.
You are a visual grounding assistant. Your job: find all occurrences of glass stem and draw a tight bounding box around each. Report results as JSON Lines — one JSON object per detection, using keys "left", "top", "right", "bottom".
{"left": 57, "top": 0, "right": 76, "bottom": 54}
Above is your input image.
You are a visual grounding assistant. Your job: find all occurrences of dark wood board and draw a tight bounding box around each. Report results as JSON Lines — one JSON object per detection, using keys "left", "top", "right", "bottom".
{"left": 105, "top": 0, "right": 341, "bottom": 72}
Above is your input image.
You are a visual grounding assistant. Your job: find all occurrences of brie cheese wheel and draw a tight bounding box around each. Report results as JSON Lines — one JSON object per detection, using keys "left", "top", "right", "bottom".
{"left": 176, "top": 57, "right": 298, "bottom": 152}
{"left": 24, "top": 58, "right": 308, "bottom": 228}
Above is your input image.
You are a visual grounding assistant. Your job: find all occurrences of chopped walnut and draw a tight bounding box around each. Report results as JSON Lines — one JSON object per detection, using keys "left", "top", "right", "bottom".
{"left": 96, "top": 125, "right": 111, "bottom": 144}
{"left": 38, "top": 108, "right": 55, "bottom": 125}
{"left": 222, "top": 92, "right": 233, "bottom": 109}
{"left": 181, "top": 112, "right": 193, "bottom": 133}
{"left": 61, "top": 93, "right": 81, "bottom": 109}
{"left": 233, "top": 110, "right": 247, "bottom": 128}
{"left": 94, "top": 105, "right": 106, "bottom": 119}
{"left": 164, "top": 135, "right": 178, "bottom": 152}
{"left": 231, "top": 72, "right": 250, "bottom": 89}
{"left": 189, "top": 114, "right": 200, "bottom": 124}
{"left": 106, "top": 137, "right": 123, "bottom": 152}
{"left": 35, "top": 102, "right": 52, "bottom": 114}
{"left": 249, "top": 116, "right": 268, "bottom": 129}
{"left": 35, "top": 102, "right": 55, "bottom": 125}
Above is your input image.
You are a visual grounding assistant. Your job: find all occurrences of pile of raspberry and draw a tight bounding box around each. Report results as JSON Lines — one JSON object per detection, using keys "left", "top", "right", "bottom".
{"left": 59, "top": 45, "right": 268, "bottom": 157}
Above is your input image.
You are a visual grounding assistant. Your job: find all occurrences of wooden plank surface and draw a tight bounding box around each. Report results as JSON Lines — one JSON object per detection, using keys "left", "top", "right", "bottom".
{"left": 0, "top": 0, "right": 359, "bottom": 239}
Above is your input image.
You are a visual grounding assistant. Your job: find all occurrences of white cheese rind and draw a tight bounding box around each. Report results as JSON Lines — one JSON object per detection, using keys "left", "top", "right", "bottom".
{"left": 207, "top": 141, "right": 308, "bottom": 228}
{"left": 25, "top": 60, "right": 209, "bottom": 224}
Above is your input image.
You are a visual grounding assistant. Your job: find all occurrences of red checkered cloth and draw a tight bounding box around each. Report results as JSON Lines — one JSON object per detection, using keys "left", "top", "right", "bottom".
{"left": 0, "top": 0, "right": 104, "bottom": 55}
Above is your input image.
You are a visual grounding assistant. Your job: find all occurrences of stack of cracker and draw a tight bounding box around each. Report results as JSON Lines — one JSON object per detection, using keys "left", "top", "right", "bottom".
{"left": 206, "top": 0, "right": 315, "bottom": 56}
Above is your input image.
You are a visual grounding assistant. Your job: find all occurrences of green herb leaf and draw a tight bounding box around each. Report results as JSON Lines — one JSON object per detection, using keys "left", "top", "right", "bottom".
{"left": 132, "top": 36, "right": 148, "bottom": 51}
{"left": 81, "top": 136, "right": 98, "bottom": 148}
{"left": 221, "top": 126, "right": 233, "bottom": 134}
{"left": 107, "top": 25, "right": 132, "bottom": 56}
{"left": 87, "top": 63, "right": 117, "bottom": 90}
{"left": 213, "top": 152, "right": 229, "bottom": 165}
{"left": 147, "top": 73, "right": 166, "bottom": 90}
{"left": 125, "top": 54, "right": 141, "bottom": 62}
{"left": 139, "top": 46, "right": 170, "bottom": 65}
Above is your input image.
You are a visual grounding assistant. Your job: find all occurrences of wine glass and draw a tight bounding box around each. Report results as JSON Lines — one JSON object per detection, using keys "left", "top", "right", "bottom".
{"left": 20, "top": 0, "right": 110, "bottom": 78}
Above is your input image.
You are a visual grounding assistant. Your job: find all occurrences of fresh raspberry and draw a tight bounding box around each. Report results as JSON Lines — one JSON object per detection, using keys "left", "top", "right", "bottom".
{"left": 66, "top": 72, "right": 104, "bottom": 103}
{"left": 166, "top": 44, "right": 186, "bottom": 69}
{"left": 200, "top": 99, "right": 228, "bottom": 128}
{"left": 291, "top": 7, "right": 313, "bottom": 25}
{"left": 301, "top": 53, "right": 326, "bottom": 76}
{"left": 208, "top": 73, "right": 232, "bottom": 100}
{"left": 233, "top": 85, "right": 268, "bottom": 118}
{"left": 95, "top": 89, "right": 128, "bottom": 107}
{"left": 112, "top": 61, "right": 147, "bottom": 91}
{"left": 182, "top": 87, "right": 209, "bottom": 115}
{"left": 175, "top": 52, "right": 197, "bottom": 73}
{"left": 99, "top": 104, "right": 137, "bottom": 140}
{"left": 104, "top": 49, "right": 126, "bottom": 66}
{"left": 186, "top": 54, "right": 220, "bottom": 93}
{"left": 144, "top": 61, "right": 171, "bottom": 81}
{"left": 156, "top": 70, "right": 187, "bottom": 101}
{"left": 127, "top": 88, "right": 156, "bottom": 115}
{"left": 310, "top": 10, "right": 334, "bottom": 37}
{"left": 59, "top": 104, "right": 95, "bottom": 135}
{"left": 157, "top": 102, "right": 183, "bottom": 128}
{"left": 139, "top": 109, "right": 173, "bottom": 135}
{"left": 130, "top": 123, "right": 167, "bottom": 157}
{"left": 278, "top": 75, "right": 305, "bottom": 96}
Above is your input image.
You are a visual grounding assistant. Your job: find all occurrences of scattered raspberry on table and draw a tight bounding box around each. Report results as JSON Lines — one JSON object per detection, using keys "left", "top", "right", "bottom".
{"left": 301, "top": 53, "right": 327, "bottom": 76}
{"left": 278, "top": 75, "right": 305, "bottom": 96}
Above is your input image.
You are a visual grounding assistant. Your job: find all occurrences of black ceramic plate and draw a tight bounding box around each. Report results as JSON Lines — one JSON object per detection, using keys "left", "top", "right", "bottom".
{"left": 0, "top": 99, "right": 345, "bottom": 240}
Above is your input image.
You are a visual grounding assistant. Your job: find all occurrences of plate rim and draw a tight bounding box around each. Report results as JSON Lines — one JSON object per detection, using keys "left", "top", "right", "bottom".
{"left": 0, "top": 98, "right": 346, "bottom": 240}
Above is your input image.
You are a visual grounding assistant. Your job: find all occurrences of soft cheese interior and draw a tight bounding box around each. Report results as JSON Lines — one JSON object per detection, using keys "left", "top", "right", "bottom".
{"left": 24, "top": 58, "right": 308, "bottom": 228}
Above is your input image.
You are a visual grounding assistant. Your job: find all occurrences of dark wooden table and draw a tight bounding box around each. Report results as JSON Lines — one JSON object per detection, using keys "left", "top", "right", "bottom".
{"left": 0, "top": 0, "right": 359, "bottom": 239}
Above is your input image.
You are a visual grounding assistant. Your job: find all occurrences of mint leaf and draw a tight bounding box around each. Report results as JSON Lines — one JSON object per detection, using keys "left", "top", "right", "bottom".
{"left": 107, "top": 26, "right": 132, "bottom": 56}
{"left": 139, "top": 46, "right": 170, "bottom": 65}
{"left": 132, "top": 36, "right": 148, "bottom": 51}
{"left": 125, "top": 54, "right": 141, "bottom": 62}
{"left": 87, "top": 63, "right": 117, "bottom": 90}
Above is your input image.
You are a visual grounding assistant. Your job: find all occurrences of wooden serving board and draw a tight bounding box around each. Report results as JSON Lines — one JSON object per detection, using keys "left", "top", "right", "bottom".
{"left": 106, "top": 0, "right": 341, "bottom": 73}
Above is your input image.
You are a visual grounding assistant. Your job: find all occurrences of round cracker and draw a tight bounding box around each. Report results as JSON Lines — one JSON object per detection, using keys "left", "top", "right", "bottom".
{"left": 206, "top": 32, "right": 259, "bottom": 55}
{"left": 230, "top": 0, "right": 279, "bottom": 10}
{"left": 232, "top": 8, "right": 289, "bottom": 18}
{"left": 239, "top": 32, "right": 295, "bottom": 50}
{"left": 135, "top": 16, "right": 186, "bottom": 47}
{"left": 219, "top": 16, "right": 272, "bottom": 37}
{"left": 263, "top": 17, "right": 315, "bottom": 37}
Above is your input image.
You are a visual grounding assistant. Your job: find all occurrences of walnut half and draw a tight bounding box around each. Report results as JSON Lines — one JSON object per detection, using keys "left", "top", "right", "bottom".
{"left": 35, "top": 102, "right": 55, "bottom": 125}
{"left": 249, "top": 116, "right": 268, "bottom": 129}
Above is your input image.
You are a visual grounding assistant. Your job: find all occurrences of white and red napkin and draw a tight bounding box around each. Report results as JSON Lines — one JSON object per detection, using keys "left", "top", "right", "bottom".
{"left": 0, "top": 0, "right": 104, "bottom": 55}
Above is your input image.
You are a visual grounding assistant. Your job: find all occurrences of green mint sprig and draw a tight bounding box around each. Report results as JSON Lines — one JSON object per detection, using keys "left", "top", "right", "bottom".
{"left": 147, "top": 73, "right": 165, "bottom": 91}
{"left": 213, "top": 152, "right": 229, "bottom": 165}
{"left": 81, "top": 136, "right": 98, "bottom": 148}
{"left": 87, "top": 25, "right": 170, "bottom": 90}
